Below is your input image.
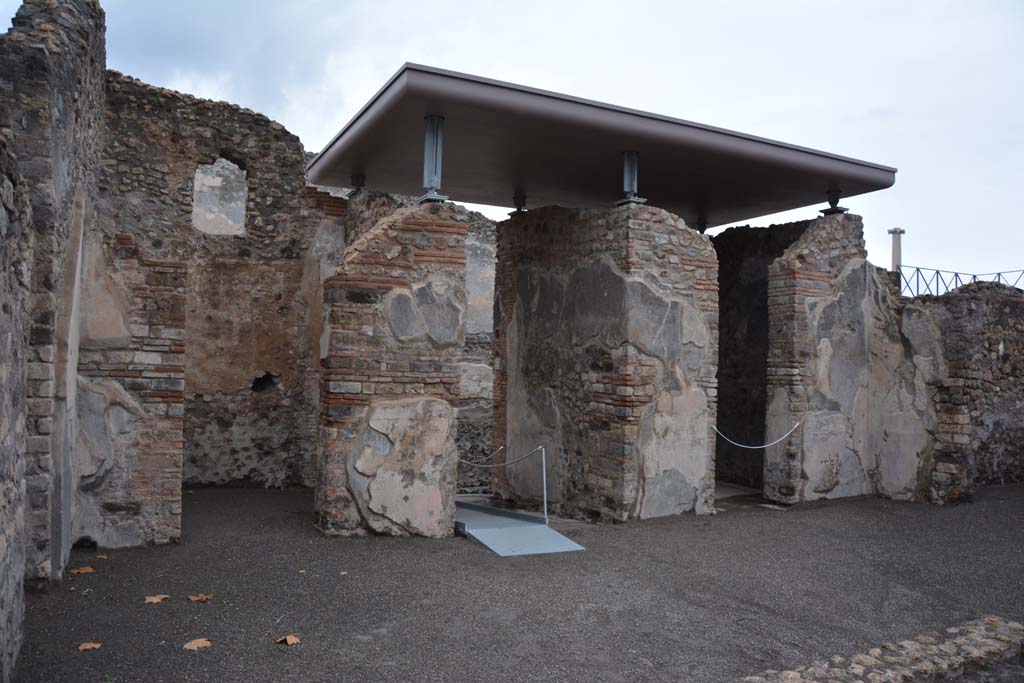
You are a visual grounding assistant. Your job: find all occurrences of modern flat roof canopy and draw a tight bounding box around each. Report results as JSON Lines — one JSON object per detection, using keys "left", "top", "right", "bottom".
{"left": 306, "top": 64, "right": 896, "bottom": 228}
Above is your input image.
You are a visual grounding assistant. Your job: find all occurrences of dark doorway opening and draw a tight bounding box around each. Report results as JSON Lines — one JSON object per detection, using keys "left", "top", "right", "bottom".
{"left": 712, "top": 223, "right": 809, "bottom": 495}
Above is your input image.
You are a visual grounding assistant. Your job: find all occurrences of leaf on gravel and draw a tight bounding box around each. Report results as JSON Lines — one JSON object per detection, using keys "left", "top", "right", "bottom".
{"left": 96, "top": 553, "right": 109, "bottom": 560}
{"left": 183, "top": 638, "right": 212, "bottom": 651}
{"left": 69, "top": 566, "right": 95, "bottom": 575}
{"left": 144, "top": 594, "right": 170, "bottom": 604}
{"left": 78, "top": 642, "right": 102, "bottom": 651}
{"left": 275, "top": 634, "right": 300, "bottom": 646}
{"left": 338, "top": 571, "right": 348, "bottom": 576}
{"left": 187, "top": 593, "right": 215, "bottom": 603}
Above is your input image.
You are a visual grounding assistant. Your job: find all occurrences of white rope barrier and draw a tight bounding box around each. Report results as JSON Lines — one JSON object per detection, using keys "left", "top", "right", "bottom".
{"left": 713, "top": 421, "right": 801, "bottom": 450}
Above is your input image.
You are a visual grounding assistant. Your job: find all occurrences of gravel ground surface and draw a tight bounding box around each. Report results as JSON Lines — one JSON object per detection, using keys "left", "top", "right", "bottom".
{"left": 14, "top": 484, "right": 1024, "bottom": 683}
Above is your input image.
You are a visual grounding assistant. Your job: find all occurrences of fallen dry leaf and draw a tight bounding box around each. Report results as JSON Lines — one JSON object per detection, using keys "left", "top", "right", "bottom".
{"left": 96, "top": 553, "right": 108, "bottom": 560}
{"left": 183, "top": 637, "right": 212, "bottom": 651}
{"left": 187, "top": 593, "right": 214, "bottom": 603}
{"left": 338, "top": 571, "right": 348, "bottom": 576}
{"left": 144, "top": 594, "right": 170, "bottom": 604}
{"left": 78, "top": 642, "right": 102, "bottom": 651}
{"left": 69, "top": 566, "right": 95, "bottom": 575}
{"left": 275, "top": 634, "right": 300, "bottom": 646}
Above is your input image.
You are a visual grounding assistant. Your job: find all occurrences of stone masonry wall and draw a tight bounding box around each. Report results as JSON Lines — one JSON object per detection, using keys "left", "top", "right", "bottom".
{"left": 332, "top": 190, "right": 497, "bottom": 494}
{"left": 908, "top": 283, "right": 1024, "bottom": 502}
{"left": 317, "top": 203, "right": 466, "bottom": 537}
{"left": 0, "top": 134, "right": 32, "bottom": 683}
{"left": 455, "top": 210, "right": 495, "bottom": 492}
{"left": 493, "top": 205, "right": 718, "bottom": 521}
{"left": 712, "top": 222, "right": 808, "bottom": 489}
{"left": 765, "top": 214, "right": 941, "bottom": 504}
{"left": 81, "top": 70, "right": 332, "bottom": 548}
{"left": 0, "top": 0, "right": 106, "bottom": 582}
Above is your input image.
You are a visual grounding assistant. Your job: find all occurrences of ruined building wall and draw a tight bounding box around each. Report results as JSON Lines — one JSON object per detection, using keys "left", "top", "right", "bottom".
{"left": 0, "top": 0, "right": 106, "bottom": 582}
{"left": 70, "top": 70, "right": 334, "bottom": 549}
{"left": 0, "top": 135, "right": 32, "bottom": 683}
{"left": 907, "top": 284, "right": 1024, "bottom": 502}
{"left": 493, "top": 205, "right": 718, "bottom": 521}
{"left": 712, "top": 222, "right": 808, "bottom": 489}
{"left": 317, "top": 203, "right": 465, "bottom": 537}
{"left": 765, "top": 214, "right": 940, "bottom": 504}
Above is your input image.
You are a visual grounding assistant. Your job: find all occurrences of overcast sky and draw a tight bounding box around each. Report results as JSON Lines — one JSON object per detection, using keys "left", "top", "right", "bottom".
{"left": 3, "top": 1, "right": 1022, "bottom": 273}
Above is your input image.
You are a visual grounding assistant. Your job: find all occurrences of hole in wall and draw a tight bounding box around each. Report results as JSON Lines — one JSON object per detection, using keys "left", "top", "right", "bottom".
{"left": 250, "top": 372, "right": 277, "bottom": 393}
{"left": 72, "top": 536, "right": 97, "bottom": 549}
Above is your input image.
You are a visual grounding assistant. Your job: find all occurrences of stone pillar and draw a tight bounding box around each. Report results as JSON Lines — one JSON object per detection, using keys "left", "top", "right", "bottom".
{"left": 888, "top": 227, "right": 905, "bottom": 273}
{"left": 765, "top": 215, "right": 867, "bottom": 503}
{"left": 493, "top": 205, "right": 718, "bottom": 521}
{"left": 316, "top": 204, "right": 466, "bottom": 537}
{"left": 764, "top": 213, "right": 938, "bottom": 504}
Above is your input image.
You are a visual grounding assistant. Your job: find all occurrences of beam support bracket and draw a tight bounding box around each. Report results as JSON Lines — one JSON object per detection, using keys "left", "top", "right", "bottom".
{"left": 820, "top": 187, "right": 848, "bottom": 215}
{"left": 615, "top": 151, "right": 646, "bottom": 206}
{"left": 417, "top": 114, "right": 448, "bottom": 204}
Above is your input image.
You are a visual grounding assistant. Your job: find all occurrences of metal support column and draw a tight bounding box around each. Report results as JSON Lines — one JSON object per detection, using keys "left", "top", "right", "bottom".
{"left": 417, "top": 114, "right": 448, "bottom": 204}
{"left": 615, "top": 151, "right": 646, "bottom": 206}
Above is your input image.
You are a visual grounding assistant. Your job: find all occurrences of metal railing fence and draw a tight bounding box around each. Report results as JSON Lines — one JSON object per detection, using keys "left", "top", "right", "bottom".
{"left": 898, "top": 266, "right": 1024, "bottom": 298}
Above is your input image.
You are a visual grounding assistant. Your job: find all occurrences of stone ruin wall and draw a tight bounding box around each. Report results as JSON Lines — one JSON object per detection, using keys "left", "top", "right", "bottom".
{"left": 712, "top": 222, "right": 809, "bottom": 489}
{"left": 493, "top": 205, "right": 718, "bottom": 521}
{"left": 333, "top": 191, "right": 497, "bottom": 495}
{"left": 909, "top": 284, "right": 1024, "bottom": 501}
{"left": 0, "top": 0, "right": 1021, "bottom": 678}
{"left": 0, "top": 0, "right": 107, "bottom": 584}
{"left": 0, "top": 133, "right": 32, "bottom": 683}
{"left": 760, "top": 213, "right": 1022, "bottom": 505}
{"left": 316, "top": 202, "right": 466, "bottom": 537}
{"left": 765, "top": 214, "right": 940, "bottom": 503}
{"left": 66, "top": 69, "right": 348, "bottom": 551}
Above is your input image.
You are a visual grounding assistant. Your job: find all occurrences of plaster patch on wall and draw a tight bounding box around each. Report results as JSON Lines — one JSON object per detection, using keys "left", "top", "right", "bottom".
{"left": 191, "top": 158, "right": 247, "bottom": 236}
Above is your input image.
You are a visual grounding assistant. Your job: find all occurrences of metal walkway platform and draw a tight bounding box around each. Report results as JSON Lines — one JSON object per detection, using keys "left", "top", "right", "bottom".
{"left": 454, "top": 501, "right": 585, "bottom": 557}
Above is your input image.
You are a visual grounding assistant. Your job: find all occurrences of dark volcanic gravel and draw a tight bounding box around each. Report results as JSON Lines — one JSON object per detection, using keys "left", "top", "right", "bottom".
{"left": 15, "top": 484, "right": 1024, "bottom": 682}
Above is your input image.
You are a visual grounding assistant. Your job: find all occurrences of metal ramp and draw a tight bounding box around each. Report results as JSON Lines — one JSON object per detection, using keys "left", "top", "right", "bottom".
{"left": 454, "top": 501, "right": 584, "bottom": 557}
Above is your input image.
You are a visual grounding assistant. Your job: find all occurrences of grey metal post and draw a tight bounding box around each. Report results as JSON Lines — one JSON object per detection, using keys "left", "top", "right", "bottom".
{"left": 418, "top": 114, "right": 448, "bottom": 204}
{"left": 888, "top": 227, "right": 905, "bottom": 272}
{"left": 615, "top": 151, "right": 646, "bottom": 206}
{"left": 541, "top": 445, "right": 549, "bottom": 526}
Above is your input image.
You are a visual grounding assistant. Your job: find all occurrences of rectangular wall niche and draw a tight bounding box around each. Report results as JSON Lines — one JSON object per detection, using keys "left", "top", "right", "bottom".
{"left": 191, "top": 158, "right": 247, "bottom": 236}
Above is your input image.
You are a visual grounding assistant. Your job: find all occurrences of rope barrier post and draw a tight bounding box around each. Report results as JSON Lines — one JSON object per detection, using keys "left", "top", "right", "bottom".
{"left": 541, "top": 445, "right": 549, "bottom": 526}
